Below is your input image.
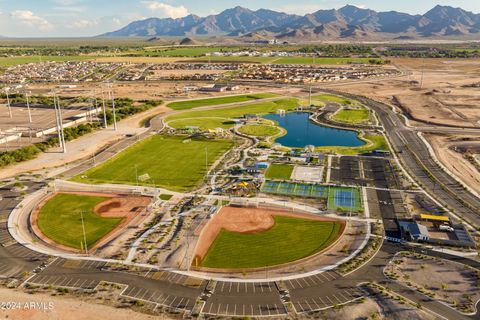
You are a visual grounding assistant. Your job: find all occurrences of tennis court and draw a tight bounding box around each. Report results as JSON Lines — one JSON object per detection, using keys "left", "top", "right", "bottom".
{"left": 327, "top": 187, "right": 363, "bottom": 212}
{"left": 261, "top": 181, "right": 329, "bottom": 199}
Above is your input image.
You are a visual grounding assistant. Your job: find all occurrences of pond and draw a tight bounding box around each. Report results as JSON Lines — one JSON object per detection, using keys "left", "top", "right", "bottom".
{"left": 263, "top": 112, "right": 365, "bottom": 148}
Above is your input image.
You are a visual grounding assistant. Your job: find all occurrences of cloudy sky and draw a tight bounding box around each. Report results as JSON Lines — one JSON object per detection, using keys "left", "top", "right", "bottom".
{"left": 1, "top": 0, "right": 479, "bottom": 37}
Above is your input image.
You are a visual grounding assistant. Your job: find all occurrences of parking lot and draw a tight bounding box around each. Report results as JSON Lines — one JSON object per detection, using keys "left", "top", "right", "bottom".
{"left": 285, "top": 272, "right": 364, "bottom": 313}
{"left": 202, "top": 281, "right": 287, "bottom": 317}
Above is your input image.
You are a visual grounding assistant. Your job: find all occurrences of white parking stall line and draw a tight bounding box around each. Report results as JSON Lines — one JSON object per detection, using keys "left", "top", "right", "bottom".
{"left": 224, "top": 304, "right": 229, "bottom": 315}
{"left": 331, "top": 294, "right": 343, "bottom": 304}
{"left": 207, "top": 302, "right": 214, "bottom": 314}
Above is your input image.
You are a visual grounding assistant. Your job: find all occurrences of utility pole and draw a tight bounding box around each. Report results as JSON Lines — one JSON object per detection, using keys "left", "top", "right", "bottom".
{"left": 5, "top": 88, "right": 12, "bottom": 118}
{"left": 80, "top": 210, "right": 88, "bottom": 255}
{"left": 25, "top": 91, "right": 32, "bottom": 123}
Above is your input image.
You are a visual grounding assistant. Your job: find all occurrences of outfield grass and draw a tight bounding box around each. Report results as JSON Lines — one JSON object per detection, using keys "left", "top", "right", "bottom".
{"left": 238, "top": 124, "right": 280, "bottom": 137}
{"left": 201, "top": 216, "right": 341, "bottom": 269}
{"left": 166, "top": 98, "right": 299, "bottom": 124}
{"left": 71, "top": 135, "right": 233, "bottom": 192}
{"left": 274, "top": 57, "right": 382, "bottom": 65}
{"left": 265, "top": 164, "right": 294, "bottom": 180}
{"left": 312, "top": 94, "right": 355, "bottom": 105}
{"left": 167, "top": 93, "right": 278, "bottom": 110}
{"left": 37, "top": 193, "right": 122, "bottom": 250}
{"left": 315, "top": 134, "right": 389, "bottom": 155}
{"left": 327, "top": 187, "right": 363, "bottom": 212}
{"left": 333, "top": 108, "right": 370, "bottom": 124}
{"left": 0, "top": 55, "right": 95, "bottom": 67}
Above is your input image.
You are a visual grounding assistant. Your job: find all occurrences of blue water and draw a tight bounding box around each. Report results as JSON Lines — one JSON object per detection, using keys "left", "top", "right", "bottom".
{"left": 264, "top": 112, "right": 365, "bottom": 148}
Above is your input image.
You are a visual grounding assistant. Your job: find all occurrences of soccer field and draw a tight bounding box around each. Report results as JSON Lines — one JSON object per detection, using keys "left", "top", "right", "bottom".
{"left": 71, "top": 135, "right": 233, "bottom": 192}
{"left": 37, "top": 193, "right": 122, "bottom": 250}
{"left": 201, "top": 216, "right": 341, "bottom": 269}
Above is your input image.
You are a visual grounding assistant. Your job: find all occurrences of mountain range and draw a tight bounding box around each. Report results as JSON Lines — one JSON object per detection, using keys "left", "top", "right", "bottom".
{"left": 100, "top": 5, "right": 480, "bottom": 40}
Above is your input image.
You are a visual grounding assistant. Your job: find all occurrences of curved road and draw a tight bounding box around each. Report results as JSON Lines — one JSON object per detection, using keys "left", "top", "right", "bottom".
{"left": 0, "top": 90, "right": 479, "bottom": 318}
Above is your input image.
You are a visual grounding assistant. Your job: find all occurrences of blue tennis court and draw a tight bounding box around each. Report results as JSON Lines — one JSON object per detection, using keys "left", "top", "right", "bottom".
{"left": 334, "top": 190, "right": 355, "bottom": 207}
{"left": 294, "top": 184, "right": 311, "bottom": 196}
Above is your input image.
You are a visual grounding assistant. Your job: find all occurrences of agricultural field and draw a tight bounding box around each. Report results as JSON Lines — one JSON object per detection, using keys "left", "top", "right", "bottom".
{"left": 200, "top": 216, "right": 341, "bottom": 269}
{"left": 167, "top": 93, "right": 278, "bottom": 110}
{"left": 71, "top": 135, "right": 233, "bottom": 191}
{"left": 332, "top": 108, "right": 371, "bottom": 124}
{"left": 37, "top": 193, "right": 122, "bottom": 250}
{"left": 165, "top": 98, "right": 299, "bottom": 129}
{"left": 0, "top": 55, "right": 95, "bottom": 67}
{"left": 238, "top": 124, "right": 281, "bottom": 137}
{"left": 274, "top": 57, "right": 383, "bottom": 65}
{"left": 265, "top": 164, "right": 294, "bottom": 180}
{"left": 194, "top": 56, "right": 280, "bottom": 63}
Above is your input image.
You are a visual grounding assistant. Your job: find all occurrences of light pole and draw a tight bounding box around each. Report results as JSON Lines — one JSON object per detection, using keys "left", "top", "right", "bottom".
{"left": 101, "top": 89, "right": 107, "bottom": 129}
{"left": 25, "top": 91, "right": 32, "bottom": 123}
{"left": 5, "top": 87, "right": 12, "bottom": 118}
{"left": 80, "top": 210, "right": 88, "bottom": 254}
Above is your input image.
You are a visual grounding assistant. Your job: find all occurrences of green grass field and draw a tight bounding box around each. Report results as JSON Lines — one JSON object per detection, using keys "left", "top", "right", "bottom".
{"left": 194, "top": 56, "right": 279, "bottom": 63}
{"left": 265, "top": 164, "right": 294, "bottom": 180}
{"left": 201, "top": 216, "right": 341, "bottom": 269}
{"left": 0, "top": 55, "right": 95, "bottom": 67}
{"left": 274, "top": 57, "right": 382, "bottom": 65}
{"left": 71, "top": 135, "right": 233, "bottom": 192}
{"left": 327, "top": 187, "right": 363, "bottom": 212}
{"left": 168, "top": 118, "right": 235, "bottom": 130}
{"left": 312, "top": 94, "right": 356, "bottom": 105}
{"left": 238, "top": 124, "right": 280, "bottom": 137}
{"left": 167, "top": 93, "right": 278, "bottom": 110}
{"left": 166, "top": 98, "right": 299, "bottom": 125}
{"left": 315, "top": 134, "right": 389, "bottom": 155}
{"left": 37, "top": 193, "right": 122, "bottom": 250}
{"left": 332, "top": 108, "right": 370, "bottom": 124}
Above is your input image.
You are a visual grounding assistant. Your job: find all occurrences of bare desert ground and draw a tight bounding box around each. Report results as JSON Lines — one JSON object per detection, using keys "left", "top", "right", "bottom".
{"left": 426, "top": 134, "right": 480, "bottom": 196}
{"left": 0, "top": 288, "right": 173, "bottom": 320}
{"left": 335, "top": 58, "right": 480, "bottom": 128}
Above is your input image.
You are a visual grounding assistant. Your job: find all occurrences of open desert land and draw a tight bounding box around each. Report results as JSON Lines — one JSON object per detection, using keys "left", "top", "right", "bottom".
{"left": 0, "top": 288, "right": 173, "bottom": 320}
{"left": 426, "top": 134, "right": 480, "bottom": 196}
{"left": 336, "top": 58, "right": 480, "bottom": 128}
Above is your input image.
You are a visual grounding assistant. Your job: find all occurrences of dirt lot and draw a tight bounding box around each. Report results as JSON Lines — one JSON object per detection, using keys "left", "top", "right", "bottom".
{"left": 0, "top": 288, "right": 169, "bottom": 320}
{"left": 194, "top": 206, "right": 344, "bottom": 261}
{"left": 387, "top": 252, "right": 480, "bottom": 314}
{"left": 426, "top": 134, "right": 480, "bottom": 196}
{"left": 335, "top": 58, "right": 480, "bottom": 128}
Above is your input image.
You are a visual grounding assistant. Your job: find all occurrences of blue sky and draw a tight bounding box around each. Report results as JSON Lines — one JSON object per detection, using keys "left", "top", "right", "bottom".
{"left": 1, "top": 0, "right": 479, "bottom": 37}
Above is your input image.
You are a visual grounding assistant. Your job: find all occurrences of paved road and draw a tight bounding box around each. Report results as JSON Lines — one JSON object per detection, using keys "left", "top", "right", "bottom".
{"left": 1, "top": 90, "right": 479, "bottom": 318}
{"left": 324, "top": 89, "right": 480, "bottom": 228}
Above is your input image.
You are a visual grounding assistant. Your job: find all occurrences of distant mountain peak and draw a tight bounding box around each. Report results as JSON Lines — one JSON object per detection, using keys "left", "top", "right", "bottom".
{"left": 99, "top": 4, "right": 480, "bottom": 40}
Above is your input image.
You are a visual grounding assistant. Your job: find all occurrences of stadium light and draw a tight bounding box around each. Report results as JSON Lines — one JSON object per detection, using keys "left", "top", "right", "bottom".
{"left": 5, "top": 87, "right": 12, "bottom": 118}
{"left": 25, "top": 90, "right": 32, "bottom": 123}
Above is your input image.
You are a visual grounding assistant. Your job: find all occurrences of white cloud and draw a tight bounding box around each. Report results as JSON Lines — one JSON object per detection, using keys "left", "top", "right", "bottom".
{"left": 141, "top": 1, "right": 188, "bottom": 18}
{"left": 70, "top": 19, "right": 98, "bottom": 28}
{"left": 10, "top": 10, "right": 53, "bottom": 30}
